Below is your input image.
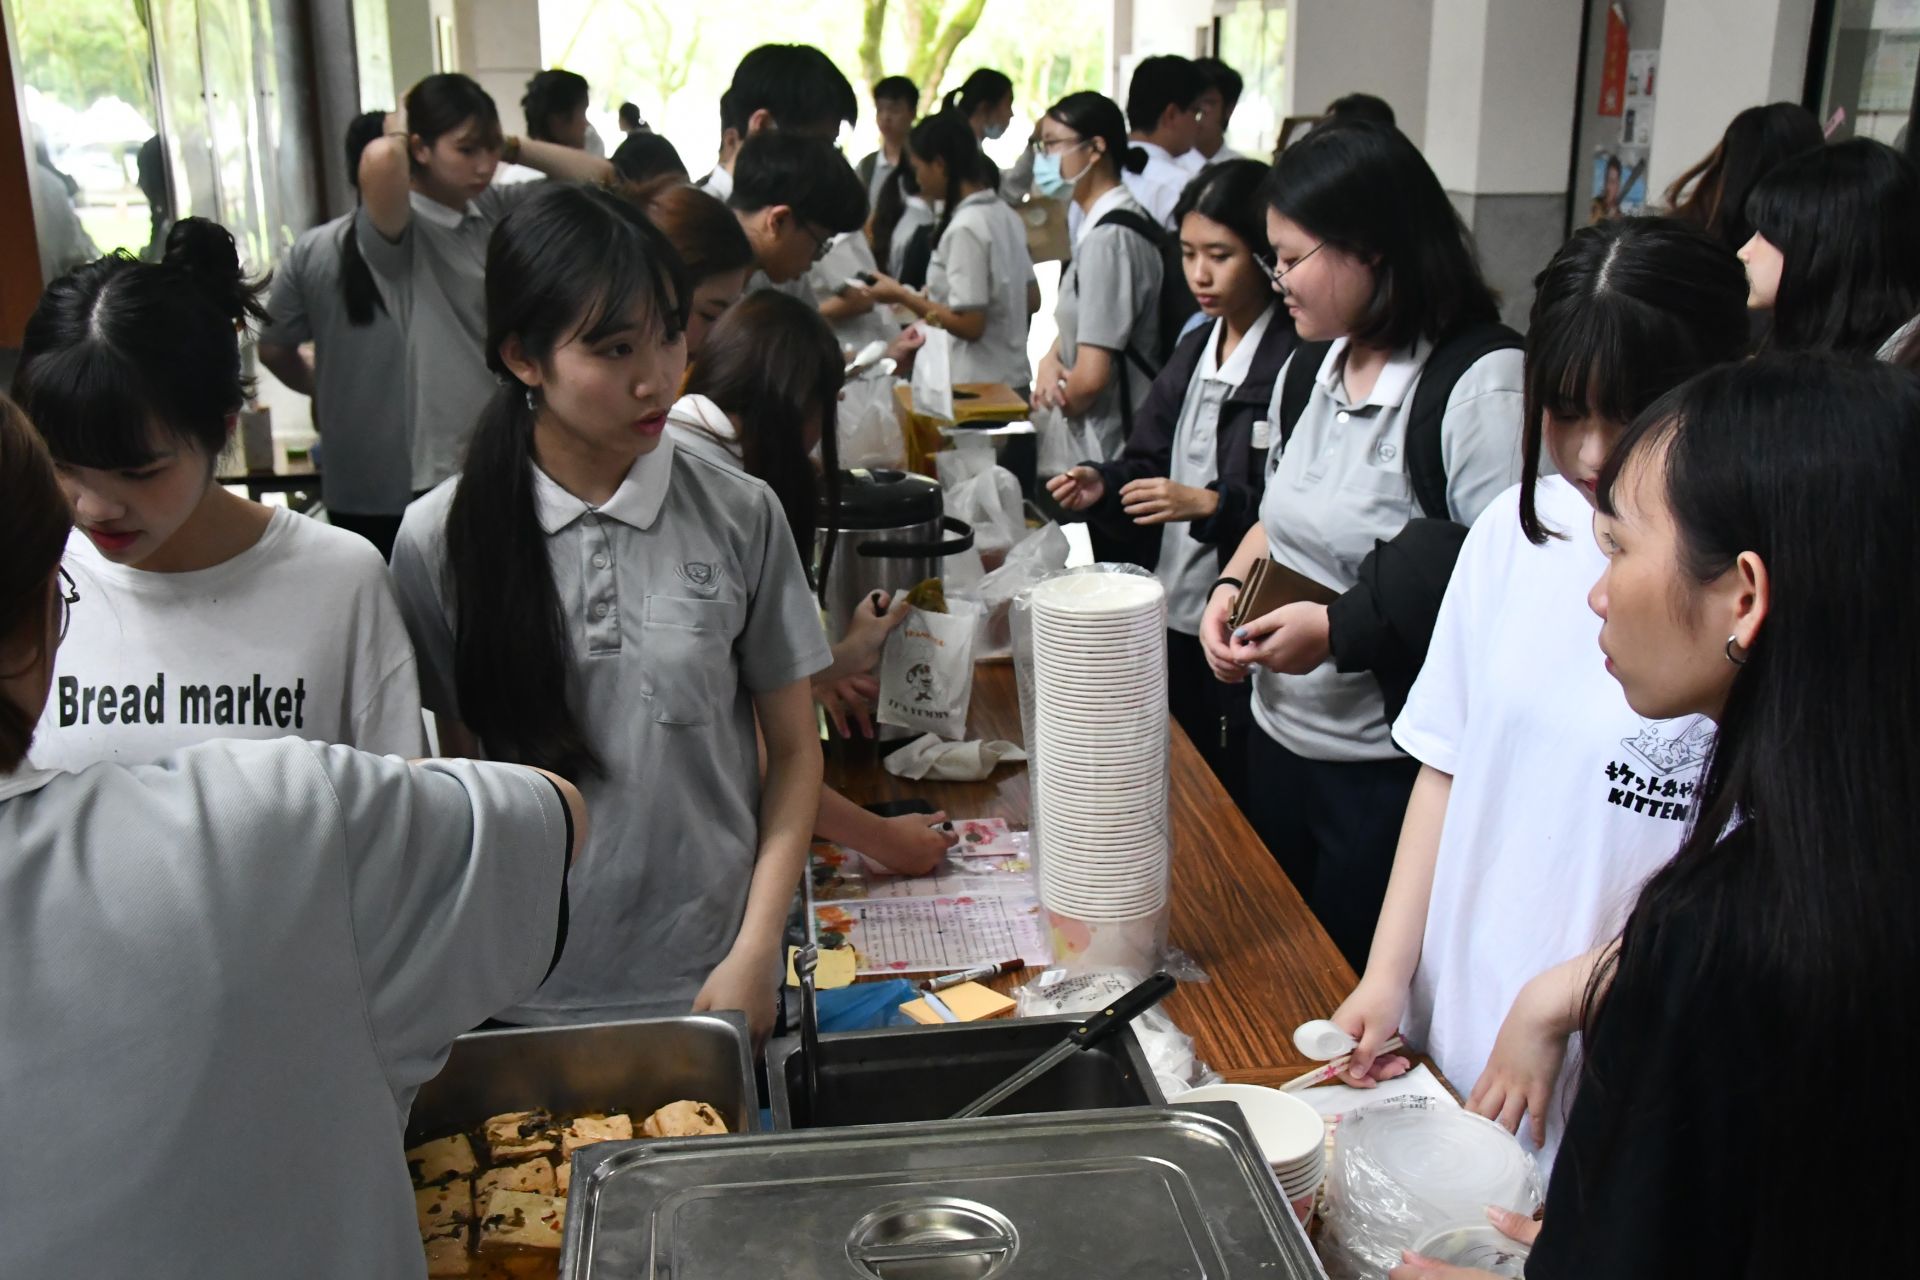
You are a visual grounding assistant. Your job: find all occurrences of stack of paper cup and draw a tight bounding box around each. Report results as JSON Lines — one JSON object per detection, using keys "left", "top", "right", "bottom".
{"left": 1178, "top": 1084, "right": 1328, "bottom": 1224}
{"left": 1029, "top": 570, "right": 1171, "bottom": 972}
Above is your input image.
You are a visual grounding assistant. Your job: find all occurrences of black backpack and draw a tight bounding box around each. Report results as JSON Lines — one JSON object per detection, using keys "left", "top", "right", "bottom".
{"left": 1078, "top": 208, "right": 1198, "bottom": 439}
{"left": 1275, "top": 322, "right": 1523, "bottom": 521}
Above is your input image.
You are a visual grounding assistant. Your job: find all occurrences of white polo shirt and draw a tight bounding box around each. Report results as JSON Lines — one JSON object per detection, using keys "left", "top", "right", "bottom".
{"left": 1250, "top": 338, "right": 1525, "bottom": 761}
{"left": 927, "top": 189, "right": 1037, "bottom": 391}
{"left": 1, "top": 740, "right": 569, "bottom": 1277}
{"left": 1122, "top": 139, "right": 1196, "bottom": 229}
{"left": 391, "top": 434, "right": 832, "bottom": 1023}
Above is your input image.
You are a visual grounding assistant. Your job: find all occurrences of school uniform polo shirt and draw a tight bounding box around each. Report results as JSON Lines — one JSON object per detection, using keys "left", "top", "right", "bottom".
{"left": 391, "top": 434, "right": 832, "bottom": 1024}
{"left": 927, "top": 189, "right": 1036, "bottom": 391}
{"left": 1122, "top": 139, "right": 1194, "bottom": 229}
{"left": 1, "top": 741, "right": 569, "bottom": 1276}
{"left": 357, "top": 184, "right": 543, "bottom": 491}
{"left": 1052, "top": 184, "right": 1164, "bottom": 461}
{"left": 1251, "top": 337, "right": 1524, "bottom": 762}
{"left": 258, "top": 215, "right": 413, "bottom": 517}
{"left": 699, "top": 164, "right": 733, "bottom": 202}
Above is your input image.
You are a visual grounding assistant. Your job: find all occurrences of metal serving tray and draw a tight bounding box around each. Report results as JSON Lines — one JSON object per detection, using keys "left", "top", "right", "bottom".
{"left": 765, "top": 1016, "right": 1165, "bottom": 1130}
{"left": 405, "top": 1013, "right": 759, "bottom": 1144}
{"left": 559, "top": 1102, "right": 1326, "bottom": 1279}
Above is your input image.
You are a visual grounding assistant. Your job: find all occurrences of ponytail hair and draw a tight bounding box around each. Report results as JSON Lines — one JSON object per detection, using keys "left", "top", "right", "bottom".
{"left": 444, "top": 183, "right": 688, "bottom": 776}
{"left": 1046, "top": 91, "right": 1141, "bottom": 178}
{"left": 12, "top": 217, "right": 267, "bottom": 469}
{"left": 941, "top": 68, "right": 1012, "bottom": 120}
{"left": 683, "top": 290, "right": 843, "bottom": 601}
{"left": 908, "top": 110, "right": 985, "bottom": 249}
{"left": 341, "top": 110, "right": 389, "bottom": 326}
{"left": 0, "top": 395, "right": 72, "bottom": 772}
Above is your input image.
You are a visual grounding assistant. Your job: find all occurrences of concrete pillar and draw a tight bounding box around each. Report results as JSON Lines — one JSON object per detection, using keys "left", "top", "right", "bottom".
{"left": 1422, "top": 0, "right": 1586, "bottom": 328}
{"left": 386, "top": 0, "right": 441, "bottom": 96}
{"left": 1288, "top": 0, "right": 1432, "bottom": 150}
{"left": 1646, "top": 0, "right": 1817, "bottom": 198}
{"left": 455, "top": 0, "right": 543, "bottom": 127}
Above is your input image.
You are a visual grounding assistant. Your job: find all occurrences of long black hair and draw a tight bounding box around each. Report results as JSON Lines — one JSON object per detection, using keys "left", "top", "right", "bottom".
{"left": 1045, "top": 91, "right": 1145, "bottom": 180}
{"left": 1746, "top": 138, "right": 1920, "bottom": 356}
{"left": 1518, "top": 217, "right": 1749, "bottom": 543}
{"left": 1582, "top": 355, "right": 1920, "bottom": 1268}
{"left": 1663, "top": 102, "right": 1821, "bottom": 251}
{"left": 444, "top": 184, "right": 688, "bottom": 777}
{"left": 404, "top": 73, "right": 502, "bottom": 173}
{"left": 683, "top": 290, "right": 843, "bottom": 601}
{"left": 0, "top": 395, "right": 72, "bottom": 772}
{"left": 339, "top": 110, "right": 389, "bottom": 326}
{"left": 941, "top": 68, "right": 1012, "bottom": 120}
{"left": 1263, "top": 118, "right": 1497, "bottom": 350}
{"left": 12, "top": 218, "right": 268, "bottom": 469}
{"left": 908, "top": 110, "right": 986, "bottom": 250}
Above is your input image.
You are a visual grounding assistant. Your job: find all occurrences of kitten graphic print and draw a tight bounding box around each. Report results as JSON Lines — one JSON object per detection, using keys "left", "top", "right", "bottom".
{"left": 1603, "top": 716, "right": 1714, "bottom": 823}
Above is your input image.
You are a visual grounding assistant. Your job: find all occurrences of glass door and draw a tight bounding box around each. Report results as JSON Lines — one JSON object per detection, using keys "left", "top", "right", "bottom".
{"left": 1814, "top": 0, "right": 1920, "bottom": 146}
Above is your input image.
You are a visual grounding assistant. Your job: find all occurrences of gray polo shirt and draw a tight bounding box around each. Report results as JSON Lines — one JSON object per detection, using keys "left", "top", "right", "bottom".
{"left": 390, "top": 434, "right": 832, "bottom": 1023}
{"left": 1251, "top": 338, "right": 1525, "bottom": 762}
{"left": 259, "top": 215, "right": 413, "bottom": 516}
{"left": 356, "top": 184, "right": 545, "bottom": 491}
{"left": 1055, "top": 184, "right": 1163, "bottom": 460}
{"left": 1, "top": 740, "right": 567, "bottom": 1277}
{"left": 928, "top": 189, "right": 1036, "bottom": 392}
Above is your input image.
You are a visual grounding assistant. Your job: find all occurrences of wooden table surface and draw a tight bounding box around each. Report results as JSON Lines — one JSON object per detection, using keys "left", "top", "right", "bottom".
{"left": 827, "top": 661, "right": 1360, "bottom": 1082}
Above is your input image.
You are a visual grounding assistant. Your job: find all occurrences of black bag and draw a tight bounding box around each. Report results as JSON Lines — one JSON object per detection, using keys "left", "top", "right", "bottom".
{"left": 899, "top": 224, "right": 935, "bottom": 291}
{"left": 1094, "top": 208, "right": 1199, "bottom": 379}
{"left": 1274, "top": 322, "right": 1523, "bottom": 521}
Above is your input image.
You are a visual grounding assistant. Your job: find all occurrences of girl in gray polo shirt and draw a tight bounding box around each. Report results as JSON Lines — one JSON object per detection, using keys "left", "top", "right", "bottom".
{"left": 392, "top": 183, "right": 831, "bottom": 1042}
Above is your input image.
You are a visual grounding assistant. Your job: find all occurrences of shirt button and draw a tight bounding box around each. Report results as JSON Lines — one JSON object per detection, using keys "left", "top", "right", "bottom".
{"left": 592, "top": 553, "right": 609, "bottom": 569}
{"left": 594, "top": 602, "right": 610, "bottom": 618}
{"left": 1336, "top": 411, "right": 1351, "bottom": 424}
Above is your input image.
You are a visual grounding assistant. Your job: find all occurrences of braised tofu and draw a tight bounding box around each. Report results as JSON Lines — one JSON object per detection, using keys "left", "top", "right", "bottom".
{"left": 416, "top": 1182, "right": 474, "bottom": 1239}
{"left": 477, "top": 1189, "right": 566, "bottom": 1253}
{"left": 640, "top": 1100, "right": 728, "bottom": 1138}
{"left": 561, "top": 1113, "right": 633, "bottom": 1159}
{"left": 423, "top": 1230, "right": 473, "bottom": 1276}
{"left": 554, "top": 1158, "right": 571, "bottom": 1197}
{"left": 475, "top": 1157, "right": 556, "bottom": 1204}
{"left": 408, "top": 1134, "right": 479, "bottom": 1185}
{"left": 483, "top": 1109, "right": 557, "bottom": 1162}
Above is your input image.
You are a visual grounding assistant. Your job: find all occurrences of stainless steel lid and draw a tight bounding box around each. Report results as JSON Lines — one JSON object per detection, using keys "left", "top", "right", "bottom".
{"left": 560, "top": 1104, "right": 1324, "bottom": 1279}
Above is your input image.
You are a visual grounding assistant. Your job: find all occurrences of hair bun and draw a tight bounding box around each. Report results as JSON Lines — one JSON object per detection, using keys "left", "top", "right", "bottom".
{"left": 1123, "top": 144, "right": 1150, "bottom": 176}
{"left": 163, "top": 217, "right": 269, "bottom": 327}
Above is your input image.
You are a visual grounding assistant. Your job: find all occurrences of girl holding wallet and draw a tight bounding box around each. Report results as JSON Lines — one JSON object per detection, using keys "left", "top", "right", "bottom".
{"left": 1046, "top": 160, "right": 1293, "bottom": 805}
{"left": 1330, "top": 219, "right": 1750, "bottom": 1176}
{"left": 1198, "top": 119, "right": 1525, "bottom": 967}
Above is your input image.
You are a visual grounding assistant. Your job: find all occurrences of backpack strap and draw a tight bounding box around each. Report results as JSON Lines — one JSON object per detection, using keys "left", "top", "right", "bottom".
{"left": 1404, "top": 322, "right": 1524, "bottom": 520}
{"left": 1278, "top": 341, "right": 1334, "bottom": 449}
{"left": 1094, "top": 209, "right": 1169, "bottom": 381}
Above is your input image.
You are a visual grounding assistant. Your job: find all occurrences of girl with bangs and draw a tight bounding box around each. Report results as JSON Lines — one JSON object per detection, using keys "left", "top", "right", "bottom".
{"left": 1328, "top": 219, "right": 1750, "bottom": 1174}
{"left": 390, "top": 184, "right": 829, "bottom": 1040}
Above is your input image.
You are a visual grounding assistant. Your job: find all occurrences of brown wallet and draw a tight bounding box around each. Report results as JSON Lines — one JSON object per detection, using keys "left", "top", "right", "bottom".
{"left": 1228, "top": 556, "right": 1340, "bottom": 629}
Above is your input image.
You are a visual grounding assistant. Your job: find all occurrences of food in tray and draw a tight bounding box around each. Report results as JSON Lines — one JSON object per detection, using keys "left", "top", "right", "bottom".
{"left": 407, "top": 1134, "right": 478, "bottom": 1184}
{"left": 413, "top": 1100, "right": 729, "bottom": 1279}
{"left": 640, "top": 1099, "right": 728, "bottom": 1138}
{"left": 475, "top": 1157, "right": 556, "bottom": 1203}
{"left": 560, "top": 1112, "right": 633, "bottom": 1158}
{"left": 482, "top": 1110, "right": 558, "bottom": 1162}
{"left": 478, "top": 1189, "right": 566, "bottom": 1253}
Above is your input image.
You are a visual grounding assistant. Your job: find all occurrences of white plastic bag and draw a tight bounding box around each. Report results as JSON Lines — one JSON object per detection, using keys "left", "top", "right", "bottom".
{"left": 1032, "top": 402, "right": 1079, "bottom": 477}
{"left": 876, "top": 600, "right": 980, "bottom": 739}
{"left": 839, "top": 370, "right": 905, "bottom": 468}
{"left": 951, "top": 521, "right": 1070, "bottom": 658}
{"left": 936, "top": 448, "right": 1025, "bottom": 564}
{"left": 909, "top": 322, "right": 954, "bottom": 421}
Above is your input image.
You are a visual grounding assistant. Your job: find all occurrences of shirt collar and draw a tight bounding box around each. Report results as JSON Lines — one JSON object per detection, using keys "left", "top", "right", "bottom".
{"left": 409, "top": 190, "right": 476, "bottom": 229}
{"left": 1075, "top": 184, "right": 1136, "bottom": 247}
{"left": 1132, "top": 139, "right": 1175, "bottom": 167}
{"left": 1314, "top": 337, "right": 1433, "bottom": 410}
{"left": 666, "top": 394, "right": 742, "bottom": 462}
{"left": 532, "top": 434, "right": 676, "bottom": 535}
{"left": 954, "top": 189, "right": 999, "bottom": 214}
{"left": 1205, "top": 304, "right": 1276, "bottom": 386}
{"left": 0, "top": 764, "right": 60, "bottom": 803}
{"left": 702, "top": 165, "right": 734, "bottom": 202}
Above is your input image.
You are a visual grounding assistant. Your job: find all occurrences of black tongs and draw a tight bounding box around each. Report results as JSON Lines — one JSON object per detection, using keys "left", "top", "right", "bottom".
{"left": 951, "top": 971, "right": 1177, "bottom": 1119}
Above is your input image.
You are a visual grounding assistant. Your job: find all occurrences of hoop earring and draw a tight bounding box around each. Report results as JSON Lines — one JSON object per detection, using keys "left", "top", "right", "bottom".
{"left": 1725, "top": 635, "right": 1747, "bottom": 666}
{"left": 525, "top": 385, "right": 537, "bottom": 413}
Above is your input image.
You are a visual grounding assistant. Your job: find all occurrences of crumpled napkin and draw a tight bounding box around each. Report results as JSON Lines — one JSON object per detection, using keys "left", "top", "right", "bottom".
{"left": 883, "top": 732, "right": 1028, "bottom": 780}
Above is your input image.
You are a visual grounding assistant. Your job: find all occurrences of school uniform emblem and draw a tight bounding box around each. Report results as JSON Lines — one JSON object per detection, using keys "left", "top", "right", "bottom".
{"left": 675, "top": 561, "right": 718, "bottom": 590}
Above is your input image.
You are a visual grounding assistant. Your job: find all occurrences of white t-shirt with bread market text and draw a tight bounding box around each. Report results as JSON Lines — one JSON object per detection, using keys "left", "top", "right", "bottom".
{"left": 31, "top": 507, "right": 427, "bottom": 771}
{"left": 1392, "top": 475, "right": 1713, "bottom": 1175}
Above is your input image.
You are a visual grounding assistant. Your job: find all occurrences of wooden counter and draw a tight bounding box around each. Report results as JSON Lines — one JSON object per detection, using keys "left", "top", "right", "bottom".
{"left": 827, "top": 661, "right": 1360, "bottom": 1081}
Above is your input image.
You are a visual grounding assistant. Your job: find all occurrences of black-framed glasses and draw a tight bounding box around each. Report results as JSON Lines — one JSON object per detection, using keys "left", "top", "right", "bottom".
{"left": 57, "top": 565, "right": 78, "bottom": 644}
{"left": 1031, "top": 135, "right": 1089, "bottom": 159}
{"left": 1260, "top": 240, "right": 1326, "bottom": 292}
{"left": 803, "top": 223, "right": 835, "bottom": 264}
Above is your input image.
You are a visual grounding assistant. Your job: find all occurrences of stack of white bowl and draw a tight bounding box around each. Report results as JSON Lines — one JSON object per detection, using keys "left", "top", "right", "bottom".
{"left": 1029, "top": 571, "right": 1171, "bottom": 969}
{"left": 1178, "top": 1083, "right": 1327, "bottom": 1224}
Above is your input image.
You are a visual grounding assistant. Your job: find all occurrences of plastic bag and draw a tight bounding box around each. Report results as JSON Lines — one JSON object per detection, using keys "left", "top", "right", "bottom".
{"left": 839, "top": 367, "right": 906, "bottom": 468}
{"left": 1032, "top": 402, "right": 1080, "bottom": 478}
{"left": 1317, "top": 1096, "right": 1544, "bottom": 1280}
{"left": 950, "top": 521, "right": 1070, "bottom": 659}
{"left": 1014, "top": 966, "right": 1217, "bottom": 1097}
{"left": 877, "top": 600, "right": 981, "bottom": 739}
{"left": 936, "top": 448, "right": 1025, "bottom": 564}
{"left": 909, "top": 322, "right": 954, "bottom": 421}
{"left": 816, "top": 978, "right": 920, "bottom": 1032}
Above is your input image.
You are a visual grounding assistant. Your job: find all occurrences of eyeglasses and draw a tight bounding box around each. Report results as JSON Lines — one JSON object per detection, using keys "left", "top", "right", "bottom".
{"left": 1030, "top": 136, "right": 1089, "bottom": 159}
{"left": 1259, "top": 240, "right": 1326, "bottom": 293}
{"left": 802, "top": 223, "right": 835, "bottom": 263}
{"left": 56, "top": 565, "right": 78, "bottom": 644}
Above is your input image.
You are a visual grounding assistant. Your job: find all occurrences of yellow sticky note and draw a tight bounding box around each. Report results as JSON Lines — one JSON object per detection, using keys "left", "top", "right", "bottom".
{"left": 786, "top": 945, "right": 857, "bottom": 989}
{"left": 899, "top": 981, "right": 1016, "bottom": 1024}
